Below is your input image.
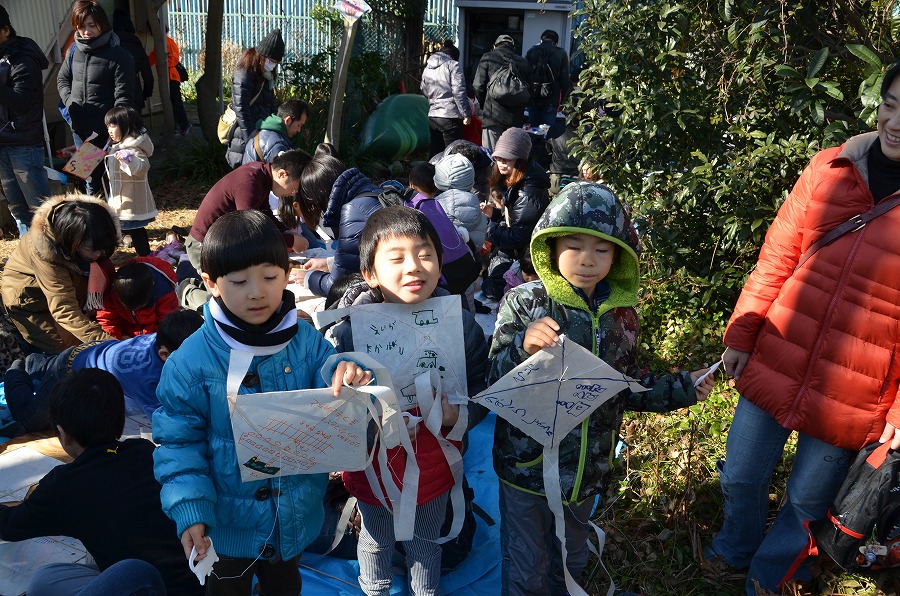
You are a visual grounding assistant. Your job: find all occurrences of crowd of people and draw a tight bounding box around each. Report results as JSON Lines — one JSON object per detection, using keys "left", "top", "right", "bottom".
{"left": 0, "top": 4, "right": 897, "bottom": 596}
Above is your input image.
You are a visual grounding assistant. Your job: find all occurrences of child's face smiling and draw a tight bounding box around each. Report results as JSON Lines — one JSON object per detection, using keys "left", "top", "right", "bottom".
{"left": 554, "top": 233, "right": 616, "bottom": 300}
{"left": 362, "top": 234, "right": 441, "bottom": 304}
{"left": 203, "top": 263, "right": 288, "bottom": 325}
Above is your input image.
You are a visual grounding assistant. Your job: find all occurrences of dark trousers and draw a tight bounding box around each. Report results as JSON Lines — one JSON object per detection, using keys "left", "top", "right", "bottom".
{"left": 4, "top": 347, "right": 74, "bottom": 432}
{"left": 204, "top": 555, "right": 300, "bottom": 596}
{"left": 170, "top": 80, "right": 189, "bottom": 132}
{"left": 429, "top": 117, "right": 463, "bottom": 158}
{"left": 124, "top": 226, "right": 151, "bottom": 256}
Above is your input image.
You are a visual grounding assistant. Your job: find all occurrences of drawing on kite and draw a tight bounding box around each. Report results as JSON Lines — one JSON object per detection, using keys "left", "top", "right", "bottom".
{"left": 242, "top": 456, "right": 281, "bottom": 476}
{"left": 412, "top": 309, "right": 438, "bottom": 326}
{"left": 417, "top": 350, "right": 439, "bottom": 370}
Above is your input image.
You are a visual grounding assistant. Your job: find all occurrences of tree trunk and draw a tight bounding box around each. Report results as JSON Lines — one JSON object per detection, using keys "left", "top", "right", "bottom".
{"left": 146, "top": 0, "right": 176, "bottom": 152}
{"left": 196, "top": 0, "right": 225, "bottom": 143}
{"left": 325, "top": 19, "right": 361, "bottom": 152}
{"left": 404, "top": 0, "right": 426, "bottom": 93}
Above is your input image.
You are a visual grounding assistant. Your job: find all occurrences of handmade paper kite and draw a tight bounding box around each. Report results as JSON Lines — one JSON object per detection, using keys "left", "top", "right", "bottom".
{"left": 231, "top": 386, "right": 373, "bottom": 482}
{"left": 314, "top": 295, "right": 467, "bottom": 408}
{"left": 472, "top": 334, "right": 646, "bottom": 449}
{"left": 473, "top": 335, "right": 647, "bottom": 596}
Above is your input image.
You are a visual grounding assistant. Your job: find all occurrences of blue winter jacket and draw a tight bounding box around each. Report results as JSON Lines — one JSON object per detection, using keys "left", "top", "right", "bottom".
{"left": 152, "top": 303, "right": 332, "bottom": 560}
{"left": 306, "top": 168, "right": 380, "bottom": 297}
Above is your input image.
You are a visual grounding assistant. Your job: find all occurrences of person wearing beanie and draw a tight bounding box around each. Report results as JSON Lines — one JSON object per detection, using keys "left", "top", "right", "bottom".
{"left": 224, "top": 30, "right": 282, "bottom": 168}
{"left": 434, "top": 153, "right": 488, "bottom": 252}
{"left": 473, "top": 34, "right": 533, "bottom": 151}
{"left": 422, "top": 39, "right": 472, "bottom": 156}
{"left": 525, "top": 29, "right": 571, "bottom": 127}
{"left": 0, "top": 4, "right": 51, "bottom": 236}
{"left": 479, "top": 126, "right": 550, "bottom": 303}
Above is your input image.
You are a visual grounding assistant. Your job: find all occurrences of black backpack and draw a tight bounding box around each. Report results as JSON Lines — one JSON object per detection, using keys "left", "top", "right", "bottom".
{"left": 531, "top": 47, "right": 558, "bottom": 99}
{"left": 487, "top": 56, "right": 531, "bottom": 109}
{"left": 809, "top": 442, "right": 900, "bottom": 572}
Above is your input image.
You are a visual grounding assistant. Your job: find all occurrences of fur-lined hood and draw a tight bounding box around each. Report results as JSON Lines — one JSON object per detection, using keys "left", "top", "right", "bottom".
{"left": 29, "top": 194, "right": 122, "bottom": 263}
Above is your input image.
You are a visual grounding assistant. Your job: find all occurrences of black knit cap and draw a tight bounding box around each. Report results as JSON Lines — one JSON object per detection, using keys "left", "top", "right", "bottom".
{"left": 541, "top": 29, "right": 559, "bottom": 44}
{"left": 256, "top": 28, "right": 285, "bottom": 61}
{"left": 0, "top": 5, "right": 10, "bottom": 30}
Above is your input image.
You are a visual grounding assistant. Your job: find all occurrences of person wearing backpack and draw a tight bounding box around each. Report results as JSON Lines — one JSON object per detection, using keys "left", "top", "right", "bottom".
{"left": 704, "top": 62, "right": 900, "bottom": 595}
{"left": 525, "top": 29, "right": 571, "bottom": 128}
{"left": 473, "top": 35, "right": 532, "bottom": 151}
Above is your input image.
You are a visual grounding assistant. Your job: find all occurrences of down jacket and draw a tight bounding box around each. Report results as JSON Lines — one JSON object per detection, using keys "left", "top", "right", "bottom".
{"left": 473, "top": 44, "right": 532, "bottom": 131}
{"left": 152, "top": 304, "right": 332, "bottom": 560}
{"left": 305, "top": 168, "right": 380, "bottom": 298}
{"left": 330, "top": 286, "right": 489, "bottom": 505}
{"left": 107, "top": 132, "right": 157, "bottom": 223}
{"left": 57, "top": 31, "right": 135, "bottom": 143}
{"left": 486, "top": 160, "right": 550, "bottom": 258}
{"left": 226, "top": 67, "right": 277, "bottom": 168}
{"left": 96, "top": 256, "right": 177, "bottom": 339}
{"left": 725, "top": 131, "right": 900, "bottom": 450}
{"left": 0, "top": 35, "right": 50, "bottom": 146}
{"left": 421, "top": 51, "right": 470, "bottom": 120}
{"left": 241, "top": 114, "right": 292, "bottom": 165}
{"left": 1, "top": 196, "right": 119, "bottom": 354}
{"left": 489, "top": 183, "right": 696, "bottom": 502}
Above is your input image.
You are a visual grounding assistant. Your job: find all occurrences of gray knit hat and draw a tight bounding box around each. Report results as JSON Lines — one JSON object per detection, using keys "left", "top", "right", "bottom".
{"left": 492, "top": 128, "right": 532, "bottom": 162}
{"left": 434, "top": 153, "right": 475, "bottom": 191}
{"left": 257, "top": 29, "right": 285, "bottom": 61}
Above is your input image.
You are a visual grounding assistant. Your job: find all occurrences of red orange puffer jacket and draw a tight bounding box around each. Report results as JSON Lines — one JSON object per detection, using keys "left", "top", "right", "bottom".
{"left": 724, "top": 131, "right": 900, "bottom": 450}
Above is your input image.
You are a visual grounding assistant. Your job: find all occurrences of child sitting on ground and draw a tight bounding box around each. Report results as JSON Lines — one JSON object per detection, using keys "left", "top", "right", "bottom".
{"left": 3, "top": 309, "right": 203, "bottom": 435}
{"left": 407, "top": 162, "right": 481, "bottom": 298}
{"left": 153, "top": 210, "right": 372, "bottom": 594}
{"left": 488, "top": 182, "right": 715, "bottom": 593}
{"left": 97, "top": 256, "right": 178, "bottom": 339}
{"left": 328, "top": 205, "right": 489, "bottom": 595}
{"left": 501, "top": 246, "right": 538, "bottom": 297}
{"left": 0, "top": 369, "right": 203, "bottom": 596}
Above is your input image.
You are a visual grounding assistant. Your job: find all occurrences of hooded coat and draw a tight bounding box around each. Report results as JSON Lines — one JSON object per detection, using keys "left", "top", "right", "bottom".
{"left": 724, "top": 131, "right": 900, "bottom": 450}
{"left": 434, "top": 155, "right": 488, "bottom": 249}
{"left": 226, "top": 67, "right": 277, "bottom": 168}
{"left": 57, "top": 31, "right": 135, "bottom": 143}
{"left": 421, "top": 52, "right": 470, "bottom": 120}
{"left": 107, "top": 132, "right": 156, "bottom": 223}
{"left": 0, "top": 35, "right": 50, "bottom": 146}
{"left": 329, "top": 285, "right": 489, "bottom": 505}
{"left": 240, "top": 114, "right": 293, "bottom": 165}
{"left": 1, "top": 196, "right": 120, "bottom": 354}
{"left": 305, "top": 168, "right": 381, "bottom": 298}
{"left": 489, "top": 183, "right": 696, "bottom": 502}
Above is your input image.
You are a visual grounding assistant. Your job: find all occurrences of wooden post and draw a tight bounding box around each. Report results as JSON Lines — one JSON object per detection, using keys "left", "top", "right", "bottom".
{"left": 324, "top": 18, "right": 360, "bottom": 152}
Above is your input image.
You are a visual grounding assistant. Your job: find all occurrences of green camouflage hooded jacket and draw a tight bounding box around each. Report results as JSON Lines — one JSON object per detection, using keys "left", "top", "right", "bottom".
{"left": 488, "top": 182, "right": 697, "bottom": 503}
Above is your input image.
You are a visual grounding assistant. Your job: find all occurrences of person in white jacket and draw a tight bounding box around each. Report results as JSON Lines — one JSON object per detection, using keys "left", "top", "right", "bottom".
{"left": 421, "top": 41, "right": 471, "bottom": 157}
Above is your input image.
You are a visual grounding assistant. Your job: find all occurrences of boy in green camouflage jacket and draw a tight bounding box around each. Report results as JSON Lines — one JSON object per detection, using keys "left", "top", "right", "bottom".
{"left": 488, "top": 182, "right": 714, "bottom": 594}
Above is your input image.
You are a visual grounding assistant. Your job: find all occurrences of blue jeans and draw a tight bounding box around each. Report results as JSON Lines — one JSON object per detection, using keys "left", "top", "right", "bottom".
{"left": 527, "top": 105, "right": 557, "bottom": 127}
{"left": 26, "top": 560, "right": 166, "bottom": 595}
{"left": 707, "top": 397, "right": 852, "bottom": 595}
{"left": 0, "top": 144, "right": 50, "bottom": 236}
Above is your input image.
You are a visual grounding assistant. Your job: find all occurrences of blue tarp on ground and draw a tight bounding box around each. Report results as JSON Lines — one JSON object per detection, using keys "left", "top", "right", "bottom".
{"left": 297, "top": 413, "right": 502, "bottom": 594}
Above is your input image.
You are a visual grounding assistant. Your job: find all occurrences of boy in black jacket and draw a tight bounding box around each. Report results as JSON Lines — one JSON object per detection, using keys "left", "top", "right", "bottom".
{"left": 0, "top": 369, "right": 202, "bottom": 595}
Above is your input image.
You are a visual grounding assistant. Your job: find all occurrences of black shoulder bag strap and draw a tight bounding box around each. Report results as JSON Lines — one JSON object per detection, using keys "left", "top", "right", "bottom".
{"left": 794, "top": 194, "right": 900, "bottom": 272}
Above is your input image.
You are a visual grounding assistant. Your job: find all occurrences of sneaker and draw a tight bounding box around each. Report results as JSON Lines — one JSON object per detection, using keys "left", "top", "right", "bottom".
{"left": 700, "top": 555, "right": 747, "bottom": 580}
{"left": 474, "top": 299, "right": 493, "bottom": 314}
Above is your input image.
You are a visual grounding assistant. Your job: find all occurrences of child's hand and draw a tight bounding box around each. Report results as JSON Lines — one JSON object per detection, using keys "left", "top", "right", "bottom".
{"left": 440, "top": 392, "right": 460, "bottom": 427}
{"left": 331, "top": 360, "right": 372, "bottom": 396}
{"left": 689, "top": 368, "right": 716, "bottom": 402}
{"left": 480, "top": 203, "right": 494, "bottom": 218}
{"left": 290, "top": 232, "right": 309, "bottom": 254}
{"left": 181, "top": 523, "right": 209, "bottom": 561}
{"left": 303, "top": 258, "right": 330, "bottom": 272}
{"left": 114, "top": 149, "right": 135, "bottom": 164}
{"left": 523, "top": 317, "right": 560, "bottom": 355}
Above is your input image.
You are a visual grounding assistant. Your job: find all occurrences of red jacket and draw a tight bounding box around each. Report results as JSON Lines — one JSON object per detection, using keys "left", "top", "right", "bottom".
{"left": 724, "top": 132, "right": 900, "bottom": 450}
{"left": 96, "top": 256, "right": 177, "bottom": 339}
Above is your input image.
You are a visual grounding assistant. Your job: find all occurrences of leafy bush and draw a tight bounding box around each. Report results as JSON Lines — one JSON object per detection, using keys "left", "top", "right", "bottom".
{"left": 157, "top": 138, "right": 230, "bottom": 185}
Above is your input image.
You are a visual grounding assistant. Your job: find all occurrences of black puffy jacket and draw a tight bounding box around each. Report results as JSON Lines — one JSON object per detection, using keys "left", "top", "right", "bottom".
{"left": 305, "top": 168, "right": 381, "bottom": 297}
{"left": 485, "top": 160, "right": 550, "bottom": 257}
{"left": 57, "top": 31, "right": 135, "bottom": 143}
{"left": 225, "top": 67, "right": 277, "bottom": 168}
{"left": 0, "top": 36, "right": 49, "bottom": 146}
{"left": 473, "top": 44, "right": 532, "bottom": 131}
